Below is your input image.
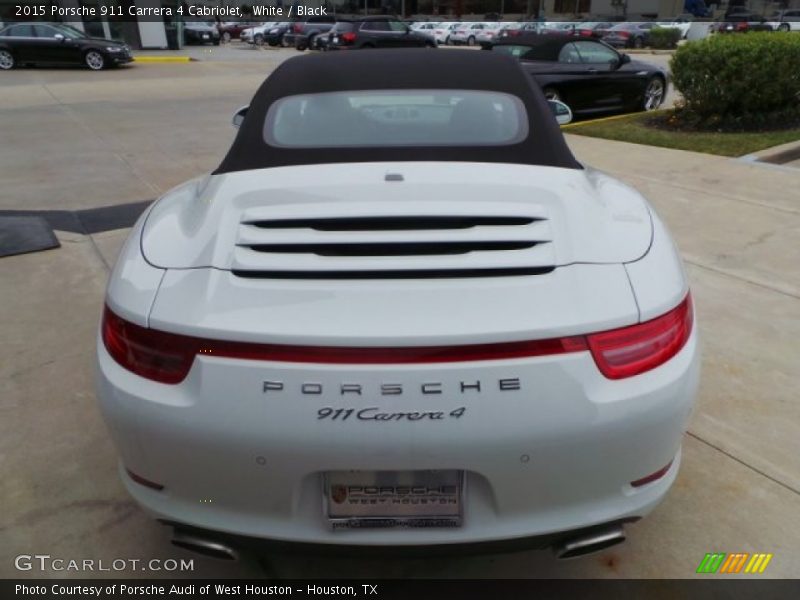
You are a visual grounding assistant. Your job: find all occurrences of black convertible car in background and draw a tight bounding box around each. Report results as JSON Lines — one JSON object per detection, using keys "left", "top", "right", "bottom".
{"left": 486, "top": 34, "right": 668, "bottom": 116}
{"left": 0, "top": 22, "right": 132, "bottom": 70}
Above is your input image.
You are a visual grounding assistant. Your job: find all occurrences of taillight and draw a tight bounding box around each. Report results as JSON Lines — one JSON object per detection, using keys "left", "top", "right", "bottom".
{"left": 586, "top": 294, "right": 693, "bottom": 380}
{"left": 102, "top": 293, "right": 692, "bottom": 385}
{"left": 102, "top": 306, "right": 196, "bottom": 384}
{"left": 341, "top": 31, "right": 356, "bottom": 43}
{"left": 293, "top": 23, "right": 302, "bottom": 33}
{"left": 618, "top": 31, "right": 630, "bottom": 38}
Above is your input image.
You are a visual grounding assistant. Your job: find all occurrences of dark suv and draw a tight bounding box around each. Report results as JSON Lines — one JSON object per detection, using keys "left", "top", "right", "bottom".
{"left": 327, "top": 17, "right": 437, "bottom": 50}
{"left": 284, "top": 16, "right": 339, "bottom": 51}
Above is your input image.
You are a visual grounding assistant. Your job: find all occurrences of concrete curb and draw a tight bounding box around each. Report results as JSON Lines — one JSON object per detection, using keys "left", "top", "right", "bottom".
{"left": 742, "top": 139, "right": 800, "bottom": 165}
{"left": 625, "top": 49, "right": 676, "bottom": 55}
{"left": 133, "top": 56, "right": 194, "bottom": 63}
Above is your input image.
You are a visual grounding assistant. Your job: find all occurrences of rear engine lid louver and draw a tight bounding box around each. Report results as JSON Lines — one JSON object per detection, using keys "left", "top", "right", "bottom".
{"left": 233, "top": 209, "right": 555, "bottom": 279}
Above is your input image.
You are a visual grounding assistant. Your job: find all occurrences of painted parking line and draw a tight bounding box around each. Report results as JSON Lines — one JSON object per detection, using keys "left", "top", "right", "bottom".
{"left": 561, "top": 109, "right": 669, "bottom": 129}
{"left": 133, "top": 56, "right": 194, "bottom": 63}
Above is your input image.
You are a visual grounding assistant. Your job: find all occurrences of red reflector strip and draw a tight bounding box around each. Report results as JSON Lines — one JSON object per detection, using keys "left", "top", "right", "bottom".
{"left": 102, "top": 293, "right": 691, "bottom": 384}
{"left": 630, "top": 460, "right": 673, "bottom": 488}
{"left": 102, "top": 305, "right": 588, "bottom": 383}
{"left": 126, "top": 468, "right": 164, "bottom": 491}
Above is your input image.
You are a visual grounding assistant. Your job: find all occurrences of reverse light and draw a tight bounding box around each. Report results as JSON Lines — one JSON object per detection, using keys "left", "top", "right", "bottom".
{"left": 586, "top": 294, "right": 693, "bottom": 380}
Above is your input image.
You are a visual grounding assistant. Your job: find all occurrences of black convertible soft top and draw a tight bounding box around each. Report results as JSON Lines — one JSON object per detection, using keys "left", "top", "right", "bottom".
{"left": 491, "top": 33, "right": 575, "bottom": 61}
{"left": 214, "top": 49, "right": 581, "bottom": 174}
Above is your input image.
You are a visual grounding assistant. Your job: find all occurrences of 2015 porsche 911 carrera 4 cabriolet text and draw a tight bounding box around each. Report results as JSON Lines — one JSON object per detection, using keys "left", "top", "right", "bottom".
{"left": 96, "top": 49, "right": 699, "bottom": 559}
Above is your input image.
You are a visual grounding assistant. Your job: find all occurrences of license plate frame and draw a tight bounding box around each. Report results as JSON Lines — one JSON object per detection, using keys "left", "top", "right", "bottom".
{"left": 325, "top": 470, "right": 464, "bottom": 530}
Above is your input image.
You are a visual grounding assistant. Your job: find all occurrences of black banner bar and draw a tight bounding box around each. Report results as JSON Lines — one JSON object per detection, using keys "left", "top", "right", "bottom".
{"left": 4, "top": 579, "right": 800, "bottom": 600}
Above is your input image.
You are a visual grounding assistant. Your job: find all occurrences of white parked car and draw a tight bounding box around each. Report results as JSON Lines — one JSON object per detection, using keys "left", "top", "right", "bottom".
{"left": 240, "top": 22, "right": 277, "bottom": 45}
{"left": 411, "top": 22, "right": 440, "bottom": 33}
{"left": 766, "top": 9, "right": 800, "bottom": 32}
{"left": 450, "top": 22, "right": 493, "bottom": 45}
{"left": 656, "top": 17, "right": 693, "bottom": 39}
{"left": 475, "top": 23, "right": 505, "bottom": 45}
{"left": 543, "top": 21, "right": 580, "bottom": 33}
{"left": 97, "top": 49, "right": 699, "bottom": 559}
{"left": 432, "top": 22, "right": 461, "bottom": 45}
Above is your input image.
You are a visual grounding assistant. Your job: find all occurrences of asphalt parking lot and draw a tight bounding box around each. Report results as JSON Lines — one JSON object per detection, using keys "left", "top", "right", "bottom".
{"left": 1, "top": 51, "right": 799, "bottom": 579}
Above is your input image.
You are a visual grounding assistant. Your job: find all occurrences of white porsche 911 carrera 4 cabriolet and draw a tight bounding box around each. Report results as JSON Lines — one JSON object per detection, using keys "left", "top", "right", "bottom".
{"left": 96, "top": 49, "right": 699, "bottom": 560}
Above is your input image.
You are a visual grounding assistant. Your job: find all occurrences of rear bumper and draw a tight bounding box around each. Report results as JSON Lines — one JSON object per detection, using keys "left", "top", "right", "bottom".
{"left": 162, "top": 516, "right": 640, "bottom": 557}
{"left": 96, "top": 324, "right": 699, "bottom": 547}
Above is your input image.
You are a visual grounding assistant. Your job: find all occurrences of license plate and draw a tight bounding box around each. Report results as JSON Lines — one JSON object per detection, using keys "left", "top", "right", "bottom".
{"left": 333, "top": 36, "right": 339, "bottom": 43}
{"left": 326, "top": 470, "right": 463, "bottom": 530}
{"left": 203, "top": 34, "right": 209, "bottom": 39}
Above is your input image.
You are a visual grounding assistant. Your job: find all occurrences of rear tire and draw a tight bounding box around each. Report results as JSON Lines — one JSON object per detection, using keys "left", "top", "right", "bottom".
{"left": 254, "top": 33, "right": 264, "bottom": 46}
{"left": 280, "top": 35, "right": 289, "bottom": 48}
{"left": 0, "top": 49, "right": 14, "bottom": 70}
{"left": 633, "top": 36, "right": 644, "bottom": 49}
{"left": 467, "top": 35, "right": 476, "bottom": 46}
{"left": 779, "top": 23, "right": 790, "bottom": 32}
{"left": 222, "top": 31, "right": 231, "bottom": 43}
{"left": 641, "top": 76, "right": 665, "bottom": 111}
{"left": 307, "top": 34, "right": 317, "bottom": 51}
{"left": 543, "top": 87, "right": 561, "bottom": 102}
{"left": 84, "top": 50, "right": 105, "bottom": 70}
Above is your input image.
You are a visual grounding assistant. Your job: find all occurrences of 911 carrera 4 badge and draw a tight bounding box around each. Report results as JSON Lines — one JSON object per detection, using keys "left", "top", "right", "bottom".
{"left": 318, "top": 406, "right": 466, "bottom": 422}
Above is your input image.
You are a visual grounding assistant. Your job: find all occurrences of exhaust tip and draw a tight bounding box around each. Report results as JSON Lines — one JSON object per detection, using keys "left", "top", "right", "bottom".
{"left": 171, "top": 529, "right": 239, "bottom": 561}
{"left": 553, "top": 526, "right": 626, "bottom": 560}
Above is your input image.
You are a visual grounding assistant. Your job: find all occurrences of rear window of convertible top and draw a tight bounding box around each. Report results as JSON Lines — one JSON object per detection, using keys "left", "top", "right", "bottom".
{"left": 262, "top": 89, "right": 529, "bottom": 148}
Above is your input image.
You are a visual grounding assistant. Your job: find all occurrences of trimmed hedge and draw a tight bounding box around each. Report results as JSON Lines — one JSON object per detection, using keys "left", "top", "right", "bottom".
{"left": 650, "top": 26, "right": 681, "bottom": 49}
{"left": 670, "top": 32, "right": 800, "bottom": 128}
